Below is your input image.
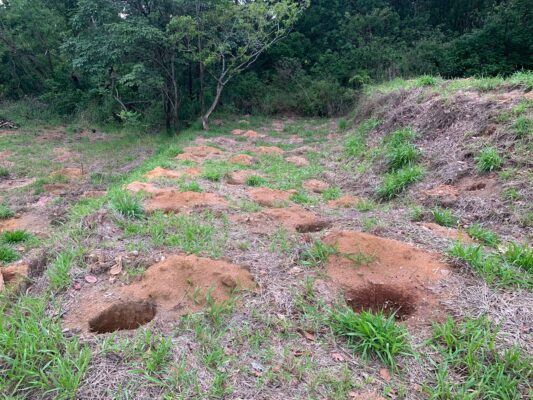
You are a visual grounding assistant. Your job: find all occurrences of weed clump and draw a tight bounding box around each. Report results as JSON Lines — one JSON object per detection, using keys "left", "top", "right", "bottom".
{"left": 0, "top": 204, "right": 15, "bottom": 219}
{"left": 300, "top": 240, "right": 338, "bottom": 268}
{"left": 377, "top": 165, "right": 424, "bottom": 200}
{"left": 432, "top": 207, "right": 459, "bottom": 227}
{"left": 1, "top": 230, "right": 32, "bottom": 243}
{"left": 110, "top": 190, "right": 144, "bottom": 219}
{"left": 476, "top": 147, "right": 502, "bottom": 172}
{"left": 0, "top": 245, "right": 20, "bottom": 263}
{"left": 466, "top": 224, "right": 500, "bottom": 247}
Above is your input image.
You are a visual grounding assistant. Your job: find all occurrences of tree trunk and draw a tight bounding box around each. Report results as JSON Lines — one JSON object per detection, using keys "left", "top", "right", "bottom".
{"left": 202, "top": 81, "right": 223, "bottom": 131}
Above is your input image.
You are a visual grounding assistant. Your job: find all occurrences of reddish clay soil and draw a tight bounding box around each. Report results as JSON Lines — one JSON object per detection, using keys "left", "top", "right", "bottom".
{"left": 175, "top": 146, "right": 223, "bottom": 162}
{"left": 54, "top": 167, "right": 85, "bottom": 179}
{"left": 228, "top": 154, "right": 255, "bottom": 166}
{"left": 0, "top": 213, "right": 49, "bottom": 236}
{"left": 64, "top": 254, "right": 256, "bottom": 333}
{"left": 323, "top": 230, "right": 450, "bottom": 325}
{"left": 0, "top": 177, "right": 35, "bottom": 191}
{"left": 255, "top": 146, "right": 285, "bottom": 155}
{"left": 285, "top": 156, "right": 309, "bottom": 167}
{"left": 225, "top": 170, "right": 264, "bottom": 185}
{"left": 419, "top": 222, "right": 475, "bottom": 243}
{"left": 145, "top": 166, "right": 201, "bottom": 180}
{"left": 126, "top": 181, "right": 161, "bottom": 194}
{"left": 350, "top": 391, "right": 386, "bottom": 400}
{"left": 247, "top": 187, "right": 295, "bottom": 207}
{"left": 303, "top": 179, "right": 330, "bottom": 193}
{"left": 0, "top": 263, "right": 29, "bottom": 293}
{"left": 233, "top": 206, "right": 330, "bottom": 234}
{"left": 43, "top": 183, "right": 70, "bottom": 195}
{"left": 327, "top": 195, "right": 361, "bottom": 208}
{"left": 232, "top": 129, "right": 262, "bottom": 138}
{"left": 145, "top": 191, "right": 227, "bottom": 213}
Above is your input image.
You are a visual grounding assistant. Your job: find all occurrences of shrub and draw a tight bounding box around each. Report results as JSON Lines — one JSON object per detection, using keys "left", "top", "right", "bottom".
{"left": 476, "top": 147, "right": 502, "bottom": 172}
{"left": 331, "top": 309, "right": 411, "bottom": 369}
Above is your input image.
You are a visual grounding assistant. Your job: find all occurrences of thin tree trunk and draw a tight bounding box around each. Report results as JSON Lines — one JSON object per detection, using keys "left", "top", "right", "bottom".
{"left": 202, "top": 81, "right": 223, "bottom": 130}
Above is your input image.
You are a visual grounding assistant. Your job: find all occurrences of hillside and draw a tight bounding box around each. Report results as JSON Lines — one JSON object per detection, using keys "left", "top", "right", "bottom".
{"left": 0, "top": 77, "right": 532, "bottom": 399}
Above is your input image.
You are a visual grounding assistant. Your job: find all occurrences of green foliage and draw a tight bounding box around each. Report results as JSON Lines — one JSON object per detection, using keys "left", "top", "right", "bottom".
{"left": 0, "top": 204, "right": 15, "bottom": 219}
{"left": 1, "top": 230, "right": 32, "bottom": 243}
{"left": 0, "top": 245, "right": 20, "bottom": 263}
{"left": 476, "top": 147, "right": 502, "bottom": 172}
{"left": 344, "top": 119, "right": 381, "bottom": 158}
{"left": 179, "top": 181, "right": 202, "bottom": 192}
{"left": 0, "top": 295, "right": 91, "bottom": 397}
{"left": 290, "top": 191, "right": 318, "bottom": 205}
{"left": 466, "top": 224, "right": 500, "bottom": 247}
{"left": 245, "top": 175, "right": 268, "bottom": 187}
{"left": 322, "top": 187, "right": 341, "bottom": 201}
{"left": 427, "top": 317, "right": 532, "bottom": 399}
{"left": 432, "top": 208, "right": 459, "bottom": 227}
{"left": 331, "top": 309, "right": 411, "bottom": 369}
{"left": 449, "top": 242, "right": 532, "bottom": 288}
{"left": 109, "top": 190, "right": 144, "bottom": 219}
{"left": 377, "top": 165, "right": 425, "bottom": 200}
{"left": 514, "top": 116, "right": 533, "bottom": 138}
{"left": 504, "top": 242, "right": 533, "bottom": 272}
{"left": 337, "top": 118, "right": 348, "bottom": 131}
{"left": 386, "top": 142, "right": 420, "bottom": 171}
{"left": 0, "top": 167, "right": 9, "bottom": 177}
{"left": 416, "top": 75, "right": 439, "bottom": 87}
{"left": 300, "top": 240, "right": 338, "bottom": 268}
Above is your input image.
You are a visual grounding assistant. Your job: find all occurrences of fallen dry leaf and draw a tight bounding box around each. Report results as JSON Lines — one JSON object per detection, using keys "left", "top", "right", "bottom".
{"left": 84, "top": 275, "right": 97, "bottom": 283}
{"left": 109, "top": 256, "right": 123, "bottom": 275}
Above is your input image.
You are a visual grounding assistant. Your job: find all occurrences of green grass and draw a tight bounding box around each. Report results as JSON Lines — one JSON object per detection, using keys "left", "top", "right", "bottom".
{"left": 344, "top": 118, "right": 381, "bottom": 158}
{"left": 47, "top": 250, "right": 78, "bottom": 291}
{"left": 179, "top": 181, "right": 202, "bottom": 192}
{"left": 377, "top": 165, "right": 424, "bottom": 200}
{"left": 109, "top": 190, "right": 144, "bottom": 219}
{"left": 476, "top": 147, "right": 502, "bottom": 173}
{"left": 514, "top": 116, "right": 533, "bottom": 138}
{"left": 300, "top": 240, "right": 338, "bottom": 268}
{"left": 416, "top": 75, "right": 439, "bottom": 87}
{"left": 449, "top": 242, "right": 532, "bottom": 288}
{"left": 354, "top": 198, "right": 375, "bottom": 212}
{"left": 255, "top": 154, "right": 322, "bottom": 191}
{"left": 337, "top": 118, "right": 349, "bottom": 131}
{"left": 0, "top": 167, "right": 9, "bottom": 177}
{"left": 245, "top": 175, "right": 268, "bottom": 187}
{"left": 0, "top": 204, "right": 15, "bottom": 219}
{"left": 321, "top": 187, "right": 341, "bottom": 201}
{"left": 426, "top": 316, "right": 532, "bottom": 399}
{"left": 202, "top": 170, "right": 223, "bottom": 182}
{"left": 504, "top": 242, "right": 533, "bottom": 273}
{"left": 432, "top": 207, "right": 459, "bottom": 228}
{"left": 290, "top": 191, "right": 318, "bottom": 205}
{"left": 0, "top": 294, "right": 91, "bottom": 398}
{"left": 330, "top": 308, "right": 411, "bottom": 369}
{"left": 385, "top": 142, "right": 420, "bottom": 171}
{"left": 466, "top": 224, "right": 500, "bottom": 247}
{"left": 0, "top": 245, "right": 20, "bottom": 263}
{"left": 1, "top": 230, "right": 33, "bottom": 243}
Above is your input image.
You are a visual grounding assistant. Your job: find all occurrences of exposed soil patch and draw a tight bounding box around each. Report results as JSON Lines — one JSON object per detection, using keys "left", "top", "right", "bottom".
{"left": 89, "top": 301, "right": 157, "bottom": 333}
{"left": 247, "top": 187, "right": 295, "bottom": 207}
{"left": 285, "top": 156, "right": 309, "bottom": 167}
{"left": 43, "top": 183, "right": 70, "bottom": 195}
{"left": 234, "top": 206, "right": 329, "bottom": 234}
{"left": 82, "top": 190, "right": 107, "bottom": 199}
{"left": 126, "top": 181, "right": 161, "bottom": 194}
{"left": 0, "top": 150, "right": 14, "bottom": 160}
{"left": 303, "top": 179, "right": 329, "bottom": 193}
{"left": 146, "top": 191, "right": 227, "bottom": 213}
{"left": 323, "top": 230, "right": 450, "bottom": 325}
{"left": 0, "top": 263, "right": 29, "bottom": 293}
{"left": 419, "top": 222, "right": 474, "bottom": 243}
{"left": 420, "top": 175, "right": 501, "bottom": 207}
{"left": 229, "top": 154, "right": 255, "bottom": 166}
{"left": 54, "top": 167, "right": 85, "bottom": 179}
{"left": 327, "top": 195, "right": 361, "bottom": 208}
{"left": 53, "top": 147, "right": 80, "bottom": 162}
{"left": 226, "top": 170, "right": 264, "bottom": 185}
{"left": 255, "top": 146, "right": 285, "bottom": 155}
{"left": 65, "top": 254, "right": 256, "bottom": 333}
{"left": 145, "top": 166, "right": 201, "bottom": 180}
{"left": 0, "top": 213, "right": 49, "bottom": 236}
{"left": 0, "top": 177, "right": 35, "bottom": 191}
{"left": 232, "top": 129, "right": 262, "bottom": 138}
{"left": 175, "top": 146, "right": 223, "bottom": 162}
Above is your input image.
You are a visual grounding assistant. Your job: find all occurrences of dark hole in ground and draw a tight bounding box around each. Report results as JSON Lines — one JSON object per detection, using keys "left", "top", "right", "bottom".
{"left": 467, "top": 182, "right": 486, "bottom": 191}
{"left": 89, "top": 301, "right": 156, "bottom": 334}
{"left": 296, "top": 220, "right": 330, "bottom": 233}
{"left": 345, "top": 283, "right": 417, "bottom": 320}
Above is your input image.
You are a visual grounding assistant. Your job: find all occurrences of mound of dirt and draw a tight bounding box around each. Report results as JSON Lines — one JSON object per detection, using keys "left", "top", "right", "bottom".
{"left": 255, "top": 146, "right": 285, "bottom": 155}
{"left": 285, "top": 156, "right": 309, "bottom": 167}
{"left": 420, "top": 175, "right": 501, "bottom": 207}
{"left": 146, "top": 191, "right": 227, "bottom": 213}
{"left": 323, "top": 230, "right": 450, "bottom": 324}
{"left": 0, "top": 263, "right": 29, "bottom": 293}
{"left": 327, "top": 195, "right": 361, "bottom": 208}
{"left": 247, "top": 187, "right": 295, "bottom": 207}
{"left": 303, "top": 179, "right": 329, "bottom": 193}
{"left": 0, "top": 213, "right": 49, "bottom": 236}
{"left": 229, "top": 154, "right": 255, "bottom": 166}
{"left": 43, "top": 183, "right": 70, "bottom": 195}
{"left": 126, "top": 181, "right": 161, "bottom": 194}
{"left": 226, "top": 170, "right": 264, "bottom": 185}
{"left": 234, "top": 206, "right": 330, "bottom": 234}
{"left": 232, "top": 129, "right": 261, "bottom": 138}
{"left": 175, "top": 146, "right": 223, "bottom": 162}
{"left": 64, "top": 254, "right": 256, "bottom": 333}
{"left": 0, "top": 177, "right": 35, "bottom": 191}
{"left": 145, "top": 166, "right": 201, "bottom": 180}
{"left": 54, "top": 167, "right": 84, "bottom": 179}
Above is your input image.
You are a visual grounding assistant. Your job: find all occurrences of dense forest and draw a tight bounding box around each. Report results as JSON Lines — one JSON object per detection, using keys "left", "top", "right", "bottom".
{"left": 1, "top": 0, "right": 531, "bottom": 130}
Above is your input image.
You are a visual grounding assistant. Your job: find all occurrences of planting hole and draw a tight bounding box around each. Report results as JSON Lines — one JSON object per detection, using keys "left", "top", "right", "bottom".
{"left": 345, "top": 283, "right": 417, "bottom": 320}
{"left": 467, "top": 182, "right": 486, "bottom": 191}
{"left": 296, "top": 220, "right": 330, "bottom": 233}
{"left": 89, "top": 301, "right": 156, "bottom": 333}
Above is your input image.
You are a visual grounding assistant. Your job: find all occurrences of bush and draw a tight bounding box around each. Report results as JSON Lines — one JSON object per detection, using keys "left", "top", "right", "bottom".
{"left": 476, "top": 147, "right": 502, "bottom": 172}
{"left": 331, "top": 308, "right": 411, "bottom": 369}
